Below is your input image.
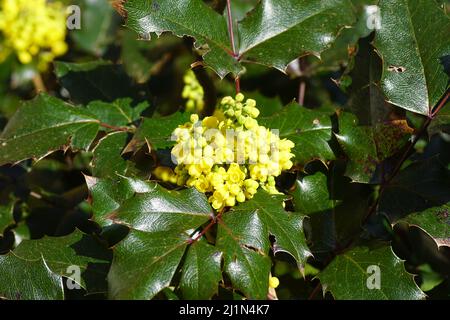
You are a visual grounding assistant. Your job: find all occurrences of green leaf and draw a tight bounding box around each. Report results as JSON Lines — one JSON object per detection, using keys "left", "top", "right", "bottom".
{"left": 216, "top": 191, "right": 310, "bottom": 299}
{"left": 373, "top": 0, "right": 450, "bottom": 115}
{"left": 91, "top": 132, "right": 129, "bottom": 178}
{"left": 238, "top": 0, "right": 356, "bottom": 73}
{"left": 121, "top": 29, "right": 155, "bottom": 83}
{"left": 216, "top": 207, "right": 271, "bottom": 300}
{"left": 0, "top": 200, "right": 15, "bottom": 235}
{"left": 310, "top": 2, "right": 378, "bottom": 74}
{"left": 54, "top": 61, "right": 146, "bottom": 104}
{"left": 379, "top": 157, "right": 450, "bottom": 221}
{"left": 124, "top": 0, "right": 355, "bottom": 77}
{"left": 342, "top": 35, "right": 392, "bottom": 125}
{"left": 258, "top": 102, "right": 335, "bottom": 165}
{"left": 112, "top": 183, "right": 213, "bottom": 233}
{"left": 0, "top": 254, "right": 64, "bottom": 300}
{"left": 318, "top": 245, "right": 426, "bottom": 300}
{"left": 180, "top": 239, "right": 222, "bottom": 300}
{"left": 70, "top": 0, "right": 120, "bottom": 56}
{"left": 244, "top": 91, "right": 283, "bottom": 117}
{"left": 86, "top": 98, "right": 149, "bottom": 127}
{"left": 85, "top": 174, "right": 155, "bottom": 227}
{"left": 428, "top": 104, "right": 450, "bottom": 137}
{"left": 133, "top": 112, "right": 190, "bottom": 150}
{"left": 108, "top": 229, "right": 188, "bottom": 299}
{"left": 290, "top": 169, "right": 371, "bottom": 260}
{"left": 13, "top": 229, "right": 112, "bottom": 294}
{"left": 290, "top": 172, "right": 336, "bottom": 215}
{"left": 335, "top": 112, "right": 413, "bottom": 183}
{"left": 70, "top": 122, "right": 100, "bottom": 151}
{"left": 398, "top": 203, "right": 450, "bottom": 246}
{"left": 0, "top": 94, "right": 98, "bottom": 165}
{"left": 124, "top": 0, "right": 241, "bottom": 78}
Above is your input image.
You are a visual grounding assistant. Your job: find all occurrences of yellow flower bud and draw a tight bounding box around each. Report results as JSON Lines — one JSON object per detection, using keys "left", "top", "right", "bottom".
{"left": 269, "top": 276, "right": 280, "bottom": 289}
{"left": 235, "top": 93, "right": 245, "bottom": 102}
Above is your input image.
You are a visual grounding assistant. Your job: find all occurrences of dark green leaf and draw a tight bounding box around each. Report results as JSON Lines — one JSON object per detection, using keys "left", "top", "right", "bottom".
{"left": 180, "top": 239, "right": 222, "bottom": 299}
{"left": 55, "top": 61, "right": 146, "bottom": 104}
{"left": 113, "top": 183, "right": 212, "bottom": 233}
{"left": 121, "top": 29, "right": 155, "bottom": 83}
{"left": 124, "top": 0, "right": 240, "bottom": 78}
{"left": 258, "top": 102, "right": 335, "bottom": 165}
{"left": 217, "top": 191, "right": 310, "bottom": 299}
{"left": 244, "top": 91, "right": 283, "bottom": 117}
{"left": 108, "top": 229, "right": 188, "bottom": 299}
{"left": 237, "top": 0, "right": 356, "bottom": 72}
{"left": 133, "top": 112, "right": 190, "bottom": 150}
{"left": 428, "top": 104, "right": 450, "bottom": 137}
{"left": 335, "top": 112, "right": 413, "bottom": 183}
{"left": 70, "top": 0, "right": 120, "bottom": 56}
{"left": 0, "top": 94, "right": 98, "bottom": 165}
{"left": 342, "top": 35, "right": 393, "bottom": 125}
{"left": 86, "top": 175, "right": 155, "bottom": 227}
{"left": 318, "top": 245, "right": 426, "bottom": 299}
{"left": 379, "top": 157, "right": 450, "bottom": 221}
{"left": 290, "top": 172, "right": 336, "bottom": 215}
{"left": 70, "top": 122, "right": 100, "bottom": 151}
{"left": 373, "top": 0, "right": 450, "bottom": 115}
{"left": 290, "top": 168, "right": 371, "bottom": 260}
{"left": 87, "top": 98, "right": 149, "bottom": 127}
{"left": 0, "top": 254, "right": 63, "bottom": 300}
{"left": 125, "top": 0, "right": 355, "bottom": 77}
{"left": 91, "top": 132, "right": 129, "bottom": 178}
{"left": 13, "top": 229, "right": 112, "bottom": 294}
{"left": 0, "top": 200, "right": 15, "bottom": 235}
{"left": 398, "top": 203, "right": 450, "bottom": 246}
{"left": 216, "top": 207, "right": 271, "bottom": 300}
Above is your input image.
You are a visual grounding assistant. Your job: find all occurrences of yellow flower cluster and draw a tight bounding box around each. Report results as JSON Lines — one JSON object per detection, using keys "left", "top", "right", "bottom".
{"left": 182, "top": 69, "right": 205, "bottom": 113}
{"left": 0, "top": 0, "right": 68, "bottom": 70}
{"left": 154, "top": 93, "right": 295, "bottom": 210}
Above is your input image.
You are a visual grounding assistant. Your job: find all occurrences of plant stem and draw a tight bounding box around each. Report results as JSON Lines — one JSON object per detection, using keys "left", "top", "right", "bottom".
{"left": 99, "top": 122, "right": 132, "bottom": 132}
{"left": 188, "top": 208, "right": 225, "bottom": 244}
{"left": 32, "top": 73, "right": 46, "bottom": 93}
{"left": 297, "top": 58, "right": 306, "bottom": 105}
{"left": 431, "top": 89, "right": 450, "bottom": 118}
{"left": 226, "top": 0, "right": 241, "bottom": 93}
{"left": 308, "top": 282, "right": 322, "bottom": 300}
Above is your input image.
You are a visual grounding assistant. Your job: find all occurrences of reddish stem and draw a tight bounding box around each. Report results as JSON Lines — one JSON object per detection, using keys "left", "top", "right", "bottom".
{"left": 188, "top": 208, "right": 225, "bottom": 244}
{"left": 99, "top": 122, "right": 131, "bottom": 132}
{"left": 308, "top": 282, "right": 322, "bottom": 300}
{"left": 431, "top": 89, "right": 450, "bottom": 118}
{"left": 235, "top": 76, "right": 241, "bottom": 93}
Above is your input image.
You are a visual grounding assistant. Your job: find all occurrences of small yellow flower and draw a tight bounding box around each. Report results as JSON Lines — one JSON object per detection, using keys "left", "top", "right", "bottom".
{"left": 182, "top": 69, "right": 205, "bottom": 113}
{"left": 269, "top": 276, "right": 280, "bottom": 289}
{"left": 169, "top": 93, "right": 295, "bottom": 210}
{"left": 0, "top": 0, "right": 68, "bottom": 70}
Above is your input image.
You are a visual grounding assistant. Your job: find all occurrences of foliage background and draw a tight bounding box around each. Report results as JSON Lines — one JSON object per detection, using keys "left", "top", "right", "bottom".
{"left": 0, "top": 0, "right": 449, "bottom": 300}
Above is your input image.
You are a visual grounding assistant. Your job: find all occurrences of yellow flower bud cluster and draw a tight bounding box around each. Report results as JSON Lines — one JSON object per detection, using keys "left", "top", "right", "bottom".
{"left": 182, "top": 70, "right": 205, "bottom": 113}
{"left": 154, "top": 93, "right": 295, "bottom": 210}
{"left": 0, "top": 0, "right": 68, "bottom": 70}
